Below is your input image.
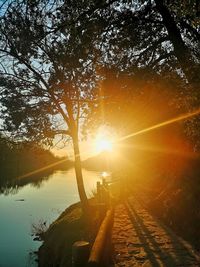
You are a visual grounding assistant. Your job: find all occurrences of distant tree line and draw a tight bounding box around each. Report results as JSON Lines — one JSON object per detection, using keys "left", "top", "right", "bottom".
{"left": 0, "top": 133, "right": 70, "bottom": 191}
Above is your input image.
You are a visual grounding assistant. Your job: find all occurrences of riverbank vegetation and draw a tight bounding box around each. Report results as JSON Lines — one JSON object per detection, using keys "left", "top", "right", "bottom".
{"left": 0, "top": 134, "right": 72, "bottom": 194}
{"left": 38, "top": 199, "right": 101, "bottom": 267}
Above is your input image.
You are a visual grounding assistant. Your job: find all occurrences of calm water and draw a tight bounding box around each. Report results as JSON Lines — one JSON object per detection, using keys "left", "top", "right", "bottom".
{"left": 0, "top": 168, "right": 102, "bottom": 267}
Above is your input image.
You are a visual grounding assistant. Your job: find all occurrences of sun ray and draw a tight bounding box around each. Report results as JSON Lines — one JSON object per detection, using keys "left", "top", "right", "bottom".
{"left": 118, "top": 108, "right": 200, "bottom": 142}
{"left": 119, "top": 143, "right": 200, "bottom": 159}
{"left": 17, "top": 158, "right": 68, "bottom": 180}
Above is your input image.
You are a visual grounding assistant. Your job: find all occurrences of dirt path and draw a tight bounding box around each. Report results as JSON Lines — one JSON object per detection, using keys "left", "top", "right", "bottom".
{"left": 112, "top": 196, "right": 200, "bottom": 266}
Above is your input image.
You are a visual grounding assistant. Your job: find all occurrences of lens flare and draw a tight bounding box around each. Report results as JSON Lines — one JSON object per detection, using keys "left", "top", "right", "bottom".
{"left": 17, "top": 158, "right": 67, "bottom": 179}
{"left": 118, "top": 108, "right": 200, "bottom": 142}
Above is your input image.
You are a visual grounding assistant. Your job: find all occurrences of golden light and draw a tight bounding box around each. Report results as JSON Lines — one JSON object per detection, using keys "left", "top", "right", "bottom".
{"left": 118, "top": 108, "right": 200, "bottom": 142}
{"left": 101, "top": 171, "right": 109, "bottom": 178}
{"left": 93, "top": 125, "right": 117, "bottom": 155}
{"left": 96, "top": 139, "right": 113, "bottom": 153}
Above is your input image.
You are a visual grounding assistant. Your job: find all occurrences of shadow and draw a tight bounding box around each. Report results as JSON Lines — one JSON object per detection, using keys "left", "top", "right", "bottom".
{"left": 125, "top": 200, "right": 175, "bottom": 266}
{"left": 134, "top": 193, "right": 200, "bottom": 262}
{"left": 123, "top": 198, "right": 198, "bottom": 266}
{"left": 143, "top": 202, "right": 200, "bottom": 262}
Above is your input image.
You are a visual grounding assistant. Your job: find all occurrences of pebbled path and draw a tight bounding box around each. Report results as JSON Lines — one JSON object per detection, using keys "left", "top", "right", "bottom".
{"left": 112, "top": 196, "right": 200, "bottom": 266}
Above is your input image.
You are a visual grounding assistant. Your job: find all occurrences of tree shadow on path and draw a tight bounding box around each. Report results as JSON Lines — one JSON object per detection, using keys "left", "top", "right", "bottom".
{"left": 124, "top": 198, "right": 199, "bottom": 266}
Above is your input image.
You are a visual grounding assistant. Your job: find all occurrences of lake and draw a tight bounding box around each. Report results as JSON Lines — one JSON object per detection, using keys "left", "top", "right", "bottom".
{"left": 0, "top": 168, "right": 102, "bottom": 267}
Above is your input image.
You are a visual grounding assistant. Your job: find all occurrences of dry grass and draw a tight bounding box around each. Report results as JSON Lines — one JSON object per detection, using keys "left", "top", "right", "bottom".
{"left": 38, "top": 199, "right": 99, "bottom": 267}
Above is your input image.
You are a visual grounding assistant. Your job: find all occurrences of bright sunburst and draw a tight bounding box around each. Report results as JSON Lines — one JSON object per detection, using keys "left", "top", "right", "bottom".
{"left": 96, "top": 139, "right": 113, "bottom": 153}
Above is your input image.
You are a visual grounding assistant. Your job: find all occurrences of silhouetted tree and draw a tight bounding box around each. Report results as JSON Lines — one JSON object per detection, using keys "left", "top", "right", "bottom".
{"left": 0, "top": 0, "right": 105, "bottom": 213}
{"left": 87, "top": 0, "right": 200, "bottom": 148}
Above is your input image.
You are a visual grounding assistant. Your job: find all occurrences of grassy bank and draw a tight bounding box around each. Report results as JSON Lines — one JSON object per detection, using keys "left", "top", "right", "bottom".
{"left": 38, "top": 199, "right": 99, "bottom": 267}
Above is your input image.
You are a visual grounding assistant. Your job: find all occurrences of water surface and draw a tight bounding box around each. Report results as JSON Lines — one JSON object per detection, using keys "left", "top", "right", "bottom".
{"left": 0, "top": 168, "right": 101, "bottom": 267}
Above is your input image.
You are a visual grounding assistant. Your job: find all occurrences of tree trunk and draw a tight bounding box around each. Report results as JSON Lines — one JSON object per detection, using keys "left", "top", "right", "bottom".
{"left": 72, "top": 132, "right": 89, "bottom": 214}
{"left": 155, "top": 0, "right": 200, "bottom": 87}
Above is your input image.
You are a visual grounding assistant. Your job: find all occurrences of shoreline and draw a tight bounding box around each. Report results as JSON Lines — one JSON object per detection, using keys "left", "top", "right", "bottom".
{"left": 38, "top": 201, "right": 82, "bottom": 267}
{"left": 38, "top": 199, "right": 99, "bottom": 267}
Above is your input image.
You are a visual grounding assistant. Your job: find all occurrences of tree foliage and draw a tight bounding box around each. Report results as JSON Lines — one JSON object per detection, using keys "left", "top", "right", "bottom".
{"left": 1, "top": 0, "right": 199, "bottom": 143}
{"left": 0, "top": 0, "right": 100, "bottom": 143}
{"left": 0, "top": 0, "right": 200, "bottom": 210}
{"left": 91, "top": 0, "right": 200, "bottom": 147}
{"left": 0, "top": 0, "right": 105, "bottom": 210}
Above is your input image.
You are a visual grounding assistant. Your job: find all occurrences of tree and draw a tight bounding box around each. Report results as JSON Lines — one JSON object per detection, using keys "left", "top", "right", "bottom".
{"left": 0, "top": 0, "right": 104, "bottom": 214}
{"left": 154, "top": 0, "right": 200, "bottom": 89}
{"left": 86, "top": 0, "right": 200, "bottom": 148}
{"left": 1, "top": 0, "right": 200, "bottom": 213}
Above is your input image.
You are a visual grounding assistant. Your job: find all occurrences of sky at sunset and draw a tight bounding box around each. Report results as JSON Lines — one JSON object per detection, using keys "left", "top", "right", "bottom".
{"left": 51, "top": 125, "right": 117, "bottom": 160}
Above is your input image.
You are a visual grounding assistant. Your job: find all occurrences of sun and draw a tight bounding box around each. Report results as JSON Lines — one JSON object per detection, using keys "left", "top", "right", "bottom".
{"left": 94, "top": 126, "right": 115, "bottom": 154}
{"left": 96, "top": 139, "right": 113, "bottom": 153}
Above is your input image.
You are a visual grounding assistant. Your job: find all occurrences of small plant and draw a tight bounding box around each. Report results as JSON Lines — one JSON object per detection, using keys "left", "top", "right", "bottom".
{"left": 31, "top": 219, "right": 49, "bottom": 241}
